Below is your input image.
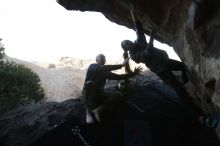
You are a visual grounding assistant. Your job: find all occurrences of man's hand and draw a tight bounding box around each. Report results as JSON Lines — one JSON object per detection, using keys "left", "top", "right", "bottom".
{"left": 130, "top": 9, "right": 140, "bottom": 23}
{"left": 130, "top": 9, "right": 136, "bottom": 22}
{"left": 122, "top": 57, "right": 130, "bottom": 66}
{"left": 129, "top": 3, "right": 141, "bottom": 22}
{"left": 123, "top": 51, "right": 129, "bottom": 59}
{"left": 150, "top": 29, "right": 157, "bottom": 38}
{"left": 133, "top": 66, "right": 143, "bottom": 75}
{"left": 148, "top": 29, "right": 156, "bottom": 48}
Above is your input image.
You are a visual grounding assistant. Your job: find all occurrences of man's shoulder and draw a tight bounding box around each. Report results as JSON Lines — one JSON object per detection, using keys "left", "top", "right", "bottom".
{"left": 150, "top": 47, "right": 169, "bottom": 59}
{"left": 152, "top": 47, "right": 168, "bottom": 54}
{"left": 89, "top": 63, "right": 99, "bottom": 67}
{"left": 134, "top": 39, "right": 147, "bottom": 49}
{"left": 88, "top": 63, "right": 104, "bottom": 70}
{"left": 88, "top": 63, "right": 98, "bottom": 69}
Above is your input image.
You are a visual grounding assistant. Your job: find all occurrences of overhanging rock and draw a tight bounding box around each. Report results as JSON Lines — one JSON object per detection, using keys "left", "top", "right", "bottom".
{"left": 57, "top": 0, "right": 220, "bottom": 132}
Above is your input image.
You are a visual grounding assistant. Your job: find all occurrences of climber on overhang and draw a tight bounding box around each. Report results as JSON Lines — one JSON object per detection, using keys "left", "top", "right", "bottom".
{"left": 120, "top": 9, "right": 207, "bottom": 119}
{"left": 121, "top": 9, "right": 188, "bottom": 90}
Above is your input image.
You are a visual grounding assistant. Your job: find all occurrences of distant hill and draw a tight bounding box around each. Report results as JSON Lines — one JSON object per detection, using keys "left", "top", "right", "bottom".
{"left": 57, "top": 57, "right": 93, "bottom": 69}
{"left": 4, "top": 56, "right": 148, "bottom": 102}
{"left": 5, "top": 56, "right": 86, "bottom": 102}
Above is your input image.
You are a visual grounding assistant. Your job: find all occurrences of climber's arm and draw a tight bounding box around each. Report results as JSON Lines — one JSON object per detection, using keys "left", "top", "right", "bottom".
{"left": 130, "top": 10, "right": 147, "bottom": 44}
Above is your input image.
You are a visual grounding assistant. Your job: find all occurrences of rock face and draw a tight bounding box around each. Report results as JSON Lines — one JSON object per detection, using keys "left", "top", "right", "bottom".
{"left": 57, "top": 0, "right": 220, "bottom": 116}
{"left": 0, "top": 99, "right": 84, "bottom": 146}
{"left": 1, "top": 73, "right": 219, "bottom": 146}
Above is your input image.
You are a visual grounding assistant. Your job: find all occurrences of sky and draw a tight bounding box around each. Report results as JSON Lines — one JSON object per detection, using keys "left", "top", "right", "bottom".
{"left": 0, "top": 0, "right": 179, "bottom": 63}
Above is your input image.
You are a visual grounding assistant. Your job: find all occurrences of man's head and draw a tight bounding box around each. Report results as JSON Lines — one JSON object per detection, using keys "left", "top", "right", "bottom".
{"left": 96, "top": 54, "right": 106, "bottom": 65}
{"left": 121, "top": 40, "right": 135, "bottom": 51}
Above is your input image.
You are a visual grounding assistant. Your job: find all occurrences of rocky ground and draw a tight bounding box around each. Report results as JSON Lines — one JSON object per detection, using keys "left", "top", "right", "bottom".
{"left": 0, "top": 71, "right": 219, "bottom": 146}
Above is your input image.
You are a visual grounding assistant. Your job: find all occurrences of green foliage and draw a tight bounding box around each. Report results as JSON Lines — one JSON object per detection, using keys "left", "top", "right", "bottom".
{"left": 0, "top": 39, "right": 45, "bottom": 115}
{"left": 0, "top": 38, "right": 5, "bottom": 65}
{"left": 0, "top": 62, "right": 45, "bottom": 115}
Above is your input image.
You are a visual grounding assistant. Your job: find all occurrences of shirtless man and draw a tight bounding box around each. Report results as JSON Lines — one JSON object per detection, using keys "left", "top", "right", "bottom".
{"left": 83, "top": 54, "right": 141, "bottom": 124}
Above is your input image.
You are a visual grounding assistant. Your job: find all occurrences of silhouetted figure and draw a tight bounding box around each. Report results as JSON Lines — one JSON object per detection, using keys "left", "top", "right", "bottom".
{"left": 122, "top": 10, "right": 188, "bottom": 90}
{"left": 121, "top": 10, "right": 205, "bottom": 118}
{"left": 82, "top": 54, "right": 141, "bottom": 124}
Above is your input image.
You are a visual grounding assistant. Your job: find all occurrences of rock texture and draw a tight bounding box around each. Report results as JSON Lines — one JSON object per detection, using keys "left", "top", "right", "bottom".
{"left": 1, "top": 73, "right": 219, "bottom": 146}
{"left": 57, "top": 0, "right": 220, "bottom": 117}
{"left": 0, "top": 99, "right": 84, "bottom": 146}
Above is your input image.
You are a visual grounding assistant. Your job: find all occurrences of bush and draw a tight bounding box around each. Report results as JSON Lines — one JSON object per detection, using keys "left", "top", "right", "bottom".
{"left": 0, "top": 38, "right": 5, "bottom": 65}
{"left": 0, "top": 39, "right": 45, "bottom": 115}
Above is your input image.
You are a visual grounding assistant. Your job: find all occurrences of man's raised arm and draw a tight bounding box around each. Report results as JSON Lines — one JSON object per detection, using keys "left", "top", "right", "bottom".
{"left": 147, "top": 30, "right": 156, "bottom": 48}
{"left": 130, "top": 10, "right": 147, "bottom": 44}
{"left": 102, "top": 58, "right": 130, "bottom": 71}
